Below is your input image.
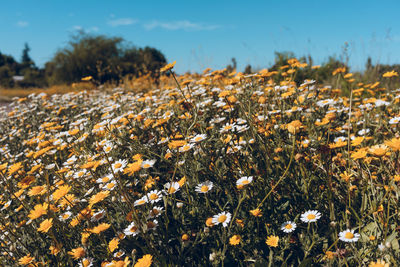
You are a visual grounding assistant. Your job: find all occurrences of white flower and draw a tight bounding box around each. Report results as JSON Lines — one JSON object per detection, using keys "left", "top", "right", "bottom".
{"left": 316, "top": 99, "right": 335, "bottom": 107}
{"left": 148, "top": 206, "right": 164, "bottom": 218}
{"left": 91, "top": 209, "right": 106, "bottom": 222}
{"left": 59, "top": 211, "right": 72, "bottom": 221}
{"left": 236, "top": 176, "right": 253, "bottom": 187}
{"left": 78, "top": 258, "right": 93, "bottom": 267}
{"left": 96, "top": 174, "right": 112, "bottom": 184}
{"left": 112, "top": 159, "right": 127, "bottom": 173}
{"left": 141, "top": 159, "right": 156, "bottom": 169}
{"left": 389, "top": 116, "right": 400, "bottom": 124}
{"left": 339, "top": 229, "right": 360, "bottom": 242}
{"left": 281, "top": 221, "right": 297, "bottom": 233}
{"left": 190, "top": 134, "right": 207, "bottom": 143}
{"left": 357, "top": 128, "right": 370, "bottom": 136}
{"left": 212, "top": 211, "right": 232, "bottom": 227}
{"left": 102, "top": 181, "right": 117, "bottom": 191}
{"left": 74, "top": 169, "right": 87, "bottom": 179}
{"left": 124, "top": 222, "right": 139, "bottom": 236}
{"left": 300, "top": 210, "right": 321, "bottom": 223}
{"left": 164, "top": 182, "right": 180, "bottom": 194}
{"left": 179, "top": 143, "right": 195, "bottom": 153}
{"left": 195, "top": 181, "right": 213, "bottom": 193}
{"left": 103, "top": 142, "right": 113, "bottom": 154}
{"left": 146, "top": 190, "right": 163, "bottom": 204}
{"left": 134, "top": 196, "right": 147, "bottom": 206}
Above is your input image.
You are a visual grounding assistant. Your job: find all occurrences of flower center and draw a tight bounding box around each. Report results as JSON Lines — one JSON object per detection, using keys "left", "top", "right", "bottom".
{"left": 201, "top": 185, "right": 209, "bottom": 192}
{"left": 114, "top": 163, "right": 122, "bottom": 169}
{"left": 242, "top": 180, "right": 250, "bottom": 184}
{"left": 149, "top": 193, "right": 158, "bottom": 200}
{"left": 345, "top": 232, "right": 354, "bottom": 239}
{"left": 218, "top": 215, "right": 227, "bottom": 223}
{"left": 285, "top": 224, "right": 293, "bottom": 229}
{"left": 130, "top": 226, "right": 137, "bottom": 233}
{"left": 168, "top": 187, "right": 176, "bottom": 194}
{"left": 307, "top": 214, "right": 316, "bottom": 220}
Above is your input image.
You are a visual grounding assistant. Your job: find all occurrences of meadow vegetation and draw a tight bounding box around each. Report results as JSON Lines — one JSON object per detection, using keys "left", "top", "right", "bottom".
{"left": 1, "top": 59, "right": 400, "bottom": 266}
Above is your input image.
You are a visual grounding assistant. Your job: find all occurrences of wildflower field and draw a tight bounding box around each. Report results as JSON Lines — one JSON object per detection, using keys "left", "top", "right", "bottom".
{"left": 1, "top": 60, "right": 400, "bottom": 266}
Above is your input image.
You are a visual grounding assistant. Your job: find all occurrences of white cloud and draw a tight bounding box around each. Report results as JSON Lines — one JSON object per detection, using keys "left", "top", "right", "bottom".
{"left": 144, "top": 20, "right": 219, "bottom": 31}
{"left": 108, "top": 18, "right": 137, "bottom": 27}
{"left": 16, "top": 21, "right": 29, "bottom": 27}
{"left": 73, "top": 25, "right": 83, "bottom": 31}
{"left": 70, "top": 26, "right": 99, "bottom": 33}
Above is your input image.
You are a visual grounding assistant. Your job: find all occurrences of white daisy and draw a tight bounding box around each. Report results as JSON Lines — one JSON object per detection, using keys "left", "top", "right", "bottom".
{"left": 300, "top": 210, "right": 321, "bottom": 223}
{"left": 190, "top": 134, "right": 207, "bottom": 143}
{"left": 112, "top": 159, "right": 128, "bottom": 173}
{"left": 102, "top": 181, "right": 117, "bottom": 191}
{"left": 134, "top": 196, "right": 147, "bottom": 206}
{"left": 91, "top": 209, "right": 106, "bottom": 222}
{"left": 179, "top": 143, "right": 195, "bottom": 153}
{"left": 212, "top": 211, "right": 232, "bottom": 227}
{"left": 59, "top": 211, "right": 72, "bottom": 222}
{"left": 146, "top": 190, "right": 163, "bottom": 204}
{"left": 123, "top": 222, "right": 139, "bottom": 236}
{"left": 195, "top": 181, "right": 213, "bottom": 193}
{"left": 339, "top": 229, "right": 360, "bottom": 242}
{"left": 281, "top": 221, "right": 297, "bottom": 233}
{"left": 148, "top": 206, "right": 164, "bottom": 218}
{"left": 389, "top": 116, "right": 400, "bottom": 124}
{"left": 236, "top": 176, "right": 253, "bottom": 187}
{"left": 141, "top": 159, "right": 156, "bottom": 169}
{"left": 103, "top": 142, "right": 113, "bottom": 154}
{"left": 164, "top": 182, "right": 180, "bottom": 194}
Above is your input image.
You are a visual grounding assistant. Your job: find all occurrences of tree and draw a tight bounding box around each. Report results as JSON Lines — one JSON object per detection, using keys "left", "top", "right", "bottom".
{"left": 45, "top": 32, "right": 166, "bottom": 85}
{"left": 20, "top": 43, "right": 34, "bottom": 70}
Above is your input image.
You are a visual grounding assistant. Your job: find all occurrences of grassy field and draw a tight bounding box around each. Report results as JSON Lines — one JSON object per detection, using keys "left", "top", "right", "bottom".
{"left": 1, "top": 61, "right": 400, "bottom": 266}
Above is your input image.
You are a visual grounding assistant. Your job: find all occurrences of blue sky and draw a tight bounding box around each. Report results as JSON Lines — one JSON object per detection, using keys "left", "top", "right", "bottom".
{"left": 1, "top": 0, "right": 400, "bottom": 73}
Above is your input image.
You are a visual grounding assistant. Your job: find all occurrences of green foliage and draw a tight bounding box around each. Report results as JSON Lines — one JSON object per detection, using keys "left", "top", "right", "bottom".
{"left": 45, "top": 32, "right": 167, "bottom": 85}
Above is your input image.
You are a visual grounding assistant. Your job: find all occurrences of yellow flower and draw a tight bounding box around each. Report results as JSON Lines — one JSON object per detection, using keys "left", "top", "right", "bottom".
{"left": 37, "top": 218, "right": 53, "bottom": 233}
{"left": 28, "top": 185, "right": 47, "bottom": 196}
{"left": 160, "top": 61, "right": 176, "bottom": 73}
{"left": 385, "top": 138, "right": 400, "bottom": 151}
{"left": 134, "top": 254, "right": 153, "bottom": 267}
{"left": 266, "top": 235, "right": 279, "bottom": 247}
{"left": 324, "top": 251, "right": 336, "bottom": 260}
{"left": 181, "top": 234, "right": 190, "bottom": 241}
{"left": 81, "top": 76, "right": 93, "bottom": 81}
{"left": 49, "top": 245, "right": 61, "bottom": 255}
{"left": 90, "top": 223, "right": 110, "bottom": 234}
{"left": 369, "top": 259, "right": 389, "bottom": 267}
{"left": 89, "top": 191, "right": 110, "bottom": 207}
{"left": 369, "top": 144, "right": 388, "bottom": 157}
{"left": 68, "top": 247, "right": 86, "bottom": 260}
{"left": 205, "top": 217, "right": 214, "bottom": 227}
{"left": 339, "top": 171, "right": 353, "bottom": 182}
{"left": 351, "top": 148, "right": 368, "bottom": 160}
{"left": 124, "top": 160, "right": 142, "bottom": 176}
{"left": 28, "top": 203, "right": 48, "bottom": 220}
{"left": 52, "top": 184, "right": 71, "bottom": 202}
{"left": 18, "top": 254, "right": 35, "bottom": 265}
{"left": 351, "top": 136, "right": 364, "bottom": 147}
{"left": 8, "top": 162, "right": 23, "bottom": 176}
{"left": 287, "top": 120, "right": 303, "bottom": 134}
{"left": 382, "top": 70, "right": 398, "bottom": 78}
{"left": 229, "top": 235, "right": 241, "bottom": 246}
{"left": 108, "top": 238, "right": 119, "bottom": 252}
{"left": 250, "top": 208, "right": 262, "bottom": 217}
{"left": 329, "top": 140, "right": 347, "bottom": 149}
